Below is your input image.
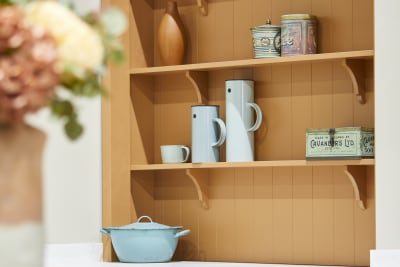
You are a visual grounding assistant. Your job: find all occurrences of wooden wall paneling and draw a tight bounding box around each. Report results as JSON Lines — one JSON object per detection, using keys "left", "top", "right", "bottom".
{"left": 292, "top": 167, "right": 313, "bottom": 264}
{"left": 210, "top": 169, "right": 236, "bottom": 262}
{"left": 352, "top": 0, "right": 374, "bottom": 50}
{"left": 154, "top": 171, "right": 185, "bottom": 259}
{"left": 353, "top": 91, "right": 374, "bottom": 128}
{"left": 234, "top": 168, "right": 255, "bottom": 261}
{"left": 130, "top": 0, "right": 154, "bottom": 67}
{"left": 312, "top": 166, "right": 334, "bottom": 265}
{"left": 153, "top": 0, "right": 163, "bottom": 66}
{"left": 272, "top": 167, "right": 293, "bottom": 264}
{"left": 214, "top": 0, "right": 235, "bottom": 61}
{"left": 197, "top": 0, "right": 217, "bottom": 62}
{"left": 251, "top": 0, "right": 272, "bottom": 28}
{"left": 233, "top": 0, "right": 253, "bottom": 60}
{"left": 174, "top": 173, "right": 199, "bottom": 260}
{"left": 311, "top": 62, "right": 333, "bottom": 128}
{"left": 253, "top": 67, "right": 271, "bottom": 161}
{"left": 291, "top": 0, "right": 312, "bottom": 14}
{"left": 264, "top": 65, "right": 292, "bottom": 160}
{"left": 354, "top": 166, "right": 375, "bottom": 266}
{"left": 271, "top": 0, "right": 291, "bottom": 26}
{"left": 180, "top": 197, "right": 200, "bottom": 261}
{"left": 131, "top": 76, "right": 155, "bottom": 164}
{"left": 332, "top": 166, "right": 355, "bottom": 265}
{"left": 131, "top": 171, "right": 155, "bottom": 219}
{"left": 252, "top": 168, "right": 274, "bottom": 262}
{"left": 311, "top": 0, "right": 332, "bottom": 53}
{"left": 154, "top": 74, "right": 193, "bottom": 163}
{"left": 331, "top": 0, "right": 354, "bottom": 127}
{"left": 291, "top": 63, "right": 312, "bottom": 159}
{"left": 198, "top": 195, "right": 218, "bottom": 261}
{"left": 331, "top": 0, "right": 353, "bottom": 52}
{"left": 353, "top": 62, "right": 374, "bottom": 128}
{"left": 332, "top": 62, "right": 354, "bottom": 127}
{"left": 154, "top": 172, "right": 183, "bottom": 223}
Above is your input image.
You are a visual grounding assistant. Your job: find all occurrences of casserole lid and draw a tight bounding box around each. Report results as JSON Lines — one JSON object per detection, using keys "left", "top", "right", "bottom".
{"left": 107, "top": 216, "right": 182, "bottom": 230}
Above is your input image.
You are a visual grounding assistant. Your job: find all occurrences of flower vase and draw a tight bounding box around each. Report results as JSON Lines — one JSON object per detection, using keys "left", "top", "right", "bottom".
{"left": 0, "top": 122, "right": 46, "bottom": 267}
{"left": 157, "top": 0, "right": 186, "bottom": 65}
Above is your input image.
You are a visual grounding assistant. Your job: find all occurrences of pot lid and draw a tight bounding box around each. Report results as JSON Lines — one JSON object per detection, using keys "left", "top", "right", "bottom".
{"left": 107, "top": 216, "right": 182, "bottom": 230}
{"left": 251, "top": 18, "right": 280, "bottom": 30}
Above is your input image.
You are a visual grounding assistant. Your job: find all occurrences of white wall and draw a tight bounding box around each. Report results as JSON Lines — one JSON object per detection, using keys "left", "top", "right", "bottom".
{"left": 375, "top": 1, "right": 400, "bottom": 249}
{"left": 28, "top": 0, "right": 102, "bottom": 244}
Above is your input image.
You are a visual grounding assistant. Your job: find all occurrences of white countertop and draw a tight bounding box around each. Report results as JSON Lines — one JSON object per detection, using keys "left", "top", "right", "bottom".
{"left": 44, "top": 243, "right": 353, "bottom": 267}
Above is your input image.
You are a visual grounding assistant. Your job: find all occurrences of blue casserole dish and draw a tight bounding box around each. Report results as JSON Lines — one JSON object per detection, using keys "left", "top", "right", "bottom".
{"left": 101, "top": 216, "right": 190, "bottom": 263}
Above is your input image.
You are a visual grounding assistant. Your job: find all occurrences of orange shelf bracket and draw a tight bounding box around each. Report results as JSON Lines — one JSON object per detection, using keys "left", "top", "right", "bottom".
{"left": 344, "top": 165, "right": 367, "bottom": 210}
{"left": 186, "top": 70, "right": 209, "bottom": 104}
{"left": 342, "top": 59, "right": 366, "bottom": 104}
{"left": 196, "top": 0, "right": 208, "bottom": 15}
{"left": 185, "top": 169, "right": 209, "bottom": 209}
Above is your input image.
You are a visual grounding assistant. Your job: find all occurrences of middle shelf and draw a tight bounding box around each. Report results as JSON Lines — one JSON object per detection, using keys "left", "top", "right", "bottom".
{"left": 132, "top": 159, "right": 374, "bottom": 170}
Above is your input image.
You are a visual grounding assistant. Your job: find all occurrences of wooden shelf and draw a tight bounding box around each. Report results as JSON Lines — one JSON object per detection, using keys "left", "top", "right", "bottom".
{"left": 131, "top": 50, "right": 373, "bottom": 104}
{"left": 131, "top": 159, "right": 374, "bottom": 171}
{"left": 132, "top": 159, "right": 374, "bottom": 210}
{"left": 131, "top": 50, "right": 373, "bottom": 75}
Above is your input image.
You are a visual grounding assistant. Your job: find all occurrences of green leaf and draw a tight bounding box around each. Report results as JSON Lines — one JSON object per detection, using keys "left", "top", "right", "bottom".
{"left": 50, "top": 99, "right": 74, "bottom": 118}
{"left": 65, "top": 118, "right": 83, "bottom": 140}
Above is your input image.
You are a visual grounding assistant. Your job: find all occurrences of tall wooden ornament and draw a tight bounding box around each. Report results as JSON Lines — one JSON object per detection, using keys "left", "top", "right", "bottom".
{"left": 157, "top": 0, "right": 186, "bottom": 65}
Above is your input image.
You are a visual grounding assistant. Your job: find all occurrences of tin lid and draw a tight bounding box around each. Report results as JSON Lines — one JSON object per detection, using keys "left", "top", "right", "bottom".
{"left": 251, "top": 18, "right": 280, "bottom": 31}
{"left": 281, "top": 14, "right": 317, "bottom": 20}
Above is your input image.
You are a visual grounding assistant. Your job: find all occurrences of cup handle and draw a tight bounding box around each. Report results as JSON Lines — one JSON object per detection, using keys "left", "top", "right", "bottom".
{"left": 247, "top": 103, "right": 262, "bottom": 132}
{"left": 212, "top": 118, "right": 226, "bottom": 147}
{"left": 181, "top": 146, "right": 190, "bottom": 162}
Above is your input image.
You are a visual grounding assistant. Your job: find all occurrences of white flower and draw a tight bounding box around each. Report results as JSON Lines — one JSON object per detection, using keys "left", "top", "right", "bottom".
{"left": 23, "top": 1, "right": 104, "bottom": 75}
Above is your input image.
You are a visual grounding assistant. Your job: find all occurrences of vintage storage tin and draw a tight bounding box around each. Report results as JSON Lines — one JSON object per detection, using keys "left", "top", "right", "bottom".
{"left": 306, "top": 127, "right": 374, "bottom": 160}
{"left": 250, "top": 19, "right": 281, "bottom": 58}
{"left": 281, "top": 14, "right": 317, "bottom": 56}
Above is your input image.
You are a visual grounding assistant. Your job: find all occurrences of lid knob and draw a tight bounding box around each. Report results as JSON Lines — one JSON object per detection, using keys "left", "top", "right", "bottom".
{"left": 266, "top": 18, "right": 271, "bottom": 25}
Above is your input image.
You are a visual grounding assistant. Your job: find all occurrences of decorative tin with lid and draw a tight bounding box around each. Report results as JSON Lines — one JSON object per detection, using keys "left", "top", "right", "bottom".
{"left": 306, "top": 127, "right": 374, "bottom": 160}
{"left": 250, "top": 18, "right": 281, "bottom": 58}
{"left": 281, "top": 14, "right": 317, "bottom": 56}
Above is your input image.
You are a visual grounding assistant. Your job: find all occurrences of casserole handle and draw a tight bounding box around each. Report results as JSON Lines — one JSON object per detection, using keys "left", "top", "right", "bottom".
{"left": 174, "top": 229, "right": 191, "bottom": 238}
{"left": 100, "top": 228, "right": 111, "bottom": 236}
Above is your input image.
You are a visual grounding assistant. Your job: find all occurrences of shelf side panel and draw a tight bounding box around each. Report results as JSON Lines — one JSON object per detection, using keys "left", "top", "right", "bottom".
{"left": 102, "top": 0, "right": 135, "bottom": 262}
{"left": 130, "top": 0, "right": 155, "bottom": 67}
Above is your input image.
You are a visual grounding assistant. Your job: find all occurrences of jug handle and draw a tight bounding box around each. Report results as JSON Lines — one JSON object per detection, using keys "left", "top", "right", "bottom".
{"left": 212, "top": 118, "right": 226, "bottom": 147}
{"left": 181, "top": 146, "right": 190, "bottom": 162}
{"left": 247, "top": 103, "right": 262, "bottom": 132}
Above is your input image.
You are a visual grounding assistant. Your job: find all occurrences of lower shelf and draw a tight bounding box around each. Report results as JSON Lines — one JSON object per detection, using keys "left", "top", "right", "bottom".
{"left": 132, "top": 159, "right": 374, "bottom": 211}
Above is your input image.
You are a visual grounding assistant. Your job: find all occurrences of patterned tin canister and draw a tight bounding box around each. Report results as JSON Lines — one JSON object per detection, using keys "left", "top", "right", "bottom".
{"left": 281, "top": 14, "right": 317, "bottom": 56}
{"left": 306, "top": 127, "right": 374, "bottom": 160}
{"left": 250, "top": 19, "right": 281, "bottom": 58}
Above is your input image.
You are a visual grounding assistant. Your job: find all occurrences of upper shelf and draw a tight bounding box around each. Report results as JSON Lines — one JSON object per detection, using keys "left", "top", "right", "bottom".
{"left": 131, "top": 50, "right": 373, "bottom": 104}
{"left": 130, "top": 50, "right": 373, "bottom": 75}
